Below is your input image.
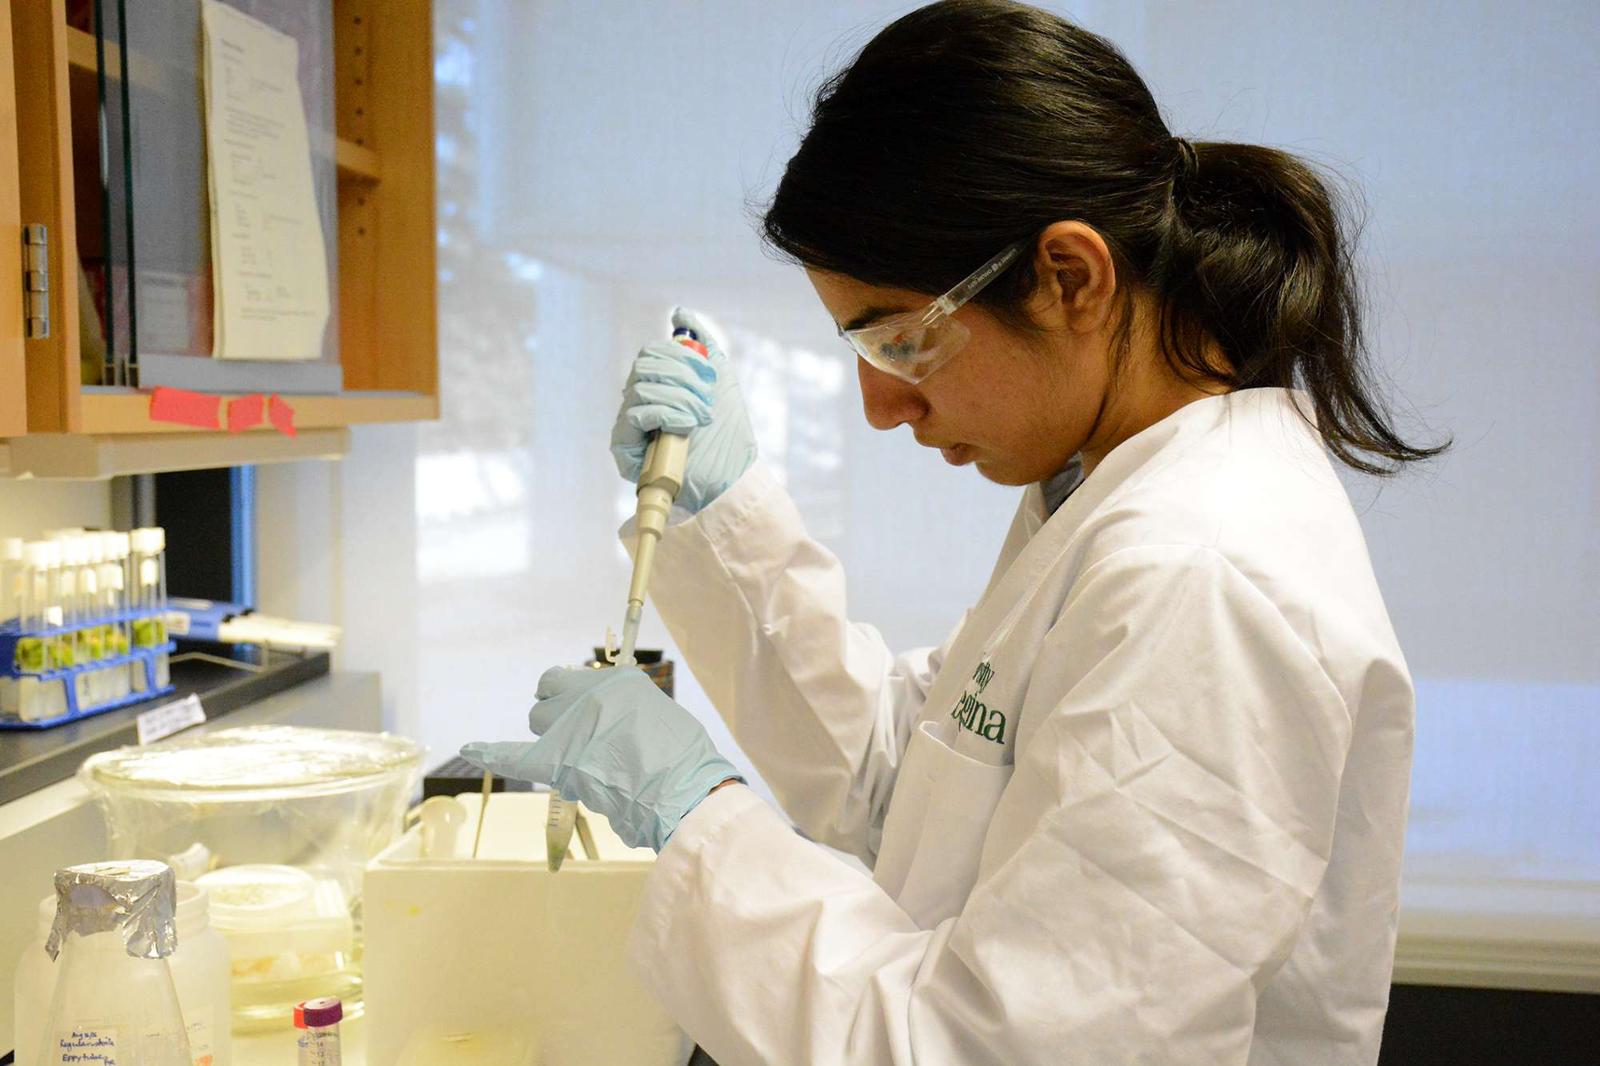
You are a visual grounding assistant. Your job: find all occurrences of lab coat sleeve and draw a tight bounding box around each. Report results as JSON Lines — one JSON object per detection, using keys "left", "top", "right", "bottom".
{"left": 639, "top": 460, "right": 958, "bottom": 860}
{"left": 629, "top": 544, "right": 1353, "bottom": 1065}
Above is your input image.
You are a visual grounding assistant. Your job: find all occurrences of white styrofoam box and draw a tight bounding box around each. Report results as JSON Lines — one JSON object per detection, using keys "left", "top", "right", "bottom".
{"left": 363, "top": 791, "right": 689, "bottom": 1066}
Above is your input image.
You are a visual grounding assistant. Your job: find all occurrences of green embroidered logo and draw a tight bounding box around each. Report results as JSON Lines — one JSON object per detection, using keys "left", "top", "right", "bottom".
{"left": 952, "top": 661, "right": 1007, "bottom": 744}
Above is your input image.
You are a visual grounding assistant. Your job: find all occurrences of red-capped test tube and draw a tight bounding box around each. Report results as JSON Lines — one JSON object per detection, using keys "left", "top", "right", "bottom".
{"left": 295, "top": 996, "right": 343, "bottom": 1065}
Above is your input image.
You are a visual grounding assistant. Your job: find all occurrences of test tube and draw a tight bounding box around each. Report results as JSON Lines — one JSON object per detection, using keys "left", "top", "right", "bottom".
{"left": 78, "top": 537, "right": 94, "bottom": 669}
{"left": 59, "top": 534, "right": 87, "bottom": 668}
{"left": 128, "top": 529, "right": 150, "bottom": 695}
{"left": 295, "top": 997, "right": 343, "bottom": 1064}
{"left": 99, "top": 532, "right": 130, "bottom": 699}
{"left": 36, "top": 541, "right": 65, "bottom": 664}
{"left": 59, "top": 535, "right": 90, "bottom": 707}
{"left": 109, "top": 531, "right": 133, "bottom": 698}
{"left": 83, "top": 534, "right": 105, "bottom": 655}
{"left": 108, "top": 531, "right": 131, "bottom": 656}
{"left": 45, "top": 528, "right": 81, "bottom": 675}
{"left": 130, "top": 529, "right": 156, "bottom": 646}
{"left": 21, "top": 540, "right": 65, "bottom": 720}
{"left": 85, "top": 535, "right": 109, "bottom": 705}
{"left": 152, "top": 527, "right": 169, "bottom": 687}
{"left": 129, "top": 527, "right": 170, "bottom": 689}
{"left": 16, "top": 542, "right": 47, "bottom": 670}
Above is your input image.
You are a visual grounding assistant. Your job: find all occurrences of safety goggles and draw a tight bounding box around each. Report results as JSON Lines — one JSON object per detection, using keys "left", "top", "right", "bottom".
{"left": 838, "top": 240, "right": 1026, "bottom": 383}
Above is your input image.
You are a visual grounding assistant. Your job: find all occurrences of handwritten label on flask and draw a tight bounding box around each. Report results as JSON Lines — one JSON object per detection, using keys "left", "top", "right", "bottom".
{"left": 55, "top": 1027, "right": 118, "bottom": 1064}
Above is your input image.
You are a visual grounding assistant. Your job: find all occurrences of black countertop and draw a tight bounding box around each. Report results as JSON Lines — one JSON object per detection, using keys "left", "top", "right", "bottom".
{"left": 0, "top": 646, "right": 330, "bottom": 806}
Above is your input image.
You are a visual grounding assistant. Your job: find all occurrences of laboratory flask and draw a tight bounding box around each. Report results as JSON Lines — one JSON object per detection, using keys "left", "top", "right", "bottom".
{"left": 15, "top": 879, "right": 231, "bottom": 1066}
{"left": 34, "top": 860, "right": 193, "bottom": 1066}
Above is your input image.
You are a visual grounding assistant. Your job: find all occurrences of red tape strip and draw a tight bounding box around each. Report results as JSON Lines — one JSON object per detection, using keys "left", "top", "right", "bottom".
{"left": 226, "top": 394, "right": 266, "bottom": 433}
{"left": 148, "top": 387, "right": 222, "bottom": 430}
{"left": 267, "top": 394, "right": 297, "bottom": 438}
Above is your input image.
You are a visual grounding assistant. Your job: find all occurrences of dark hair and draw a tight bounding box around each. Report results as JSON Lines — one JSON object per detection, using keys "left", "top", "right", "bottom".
{"left": 761, "top": 0, "right": 1446, "bottom": 475}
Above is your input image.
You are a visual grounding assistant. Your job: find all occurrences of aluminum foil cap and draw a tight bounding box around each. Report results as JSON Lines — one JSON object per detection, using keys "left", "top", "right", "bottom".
{"left": 45, "top": 860, "right": 178, "bottom": 961}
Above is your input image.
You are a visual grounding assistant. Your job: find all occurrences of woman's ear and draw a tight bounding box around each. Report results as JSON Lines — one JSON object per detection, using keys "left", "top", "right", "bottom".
{"left": 1028, "top": 221, "right": 1119, "bottom": 335}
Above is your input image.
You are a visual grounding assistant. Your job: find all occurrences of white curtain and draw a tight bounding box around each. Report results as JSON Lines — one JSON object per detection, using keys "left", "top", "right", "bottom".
{"left": 419, "top": 0, "right": 1600, "bottom": 881}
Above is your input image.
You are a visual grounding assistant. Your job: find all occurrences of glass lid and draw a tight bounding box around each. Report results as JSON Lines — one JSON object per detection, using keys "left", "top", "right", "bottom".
{"left": 81, "top": 725, "right": 422, "bottom": 795}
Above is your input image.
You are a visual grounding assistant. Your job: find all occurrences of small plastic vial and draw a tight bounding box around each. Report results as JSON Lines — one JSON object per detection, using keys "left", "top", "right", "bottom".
{"left": 295, "top": 997, "right": 342, "bottom": 1065}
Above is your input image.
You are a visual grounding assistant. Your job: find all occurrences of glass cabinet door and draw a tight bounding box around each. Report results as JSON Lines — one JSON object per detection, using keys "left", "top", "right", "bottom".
{"left": 82, "top": 0, "right": 339, "bottom": 394}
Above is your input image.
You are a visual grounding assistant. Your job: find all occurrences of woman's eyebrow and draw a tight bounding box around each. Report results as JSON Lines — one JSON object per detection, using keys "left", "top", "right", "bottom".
{"left": 840, "top": 305, "right": 912, "bottom": 333}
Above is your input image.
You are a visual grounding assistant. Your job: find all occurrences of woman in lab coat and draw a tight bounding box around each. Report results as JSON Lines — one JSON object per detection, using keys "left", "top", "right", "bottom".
{"left": 463, "top": 2, "right": 1442, "bottom": 1063}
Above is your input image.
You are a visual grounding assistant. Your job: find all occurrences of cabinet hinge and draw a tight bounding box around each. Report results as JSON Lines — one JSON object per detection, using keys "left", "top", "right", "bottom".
{"left": 22, "top": 223, "right": 49, "bottom": 339}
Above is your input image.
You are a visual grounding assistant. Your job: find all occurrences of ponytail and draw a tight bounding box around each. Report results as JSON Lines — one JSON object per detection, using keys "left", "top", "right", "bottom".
{"left": 762, "top": 0, "right": 1447, "bottom": 474}
{"left": 1154, "top": 141, "right": 1444, "bottom": 473}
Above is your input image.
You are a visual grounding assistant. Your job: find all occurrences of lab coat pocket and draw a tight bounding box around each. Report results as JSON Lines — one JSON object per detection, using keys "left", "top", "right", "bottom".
{"left": 872, "top": 720, "right": 1014, "bottom": 929}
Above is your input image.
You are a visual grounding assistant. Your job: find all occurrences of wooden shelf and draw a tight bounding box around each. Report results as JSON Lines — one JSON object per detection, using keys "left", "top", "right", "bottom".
{"left": 3, "top": 426, "right": 351, "bottom": 479}
{"left": 335, "top": 138, "right": 381, "bottom": 182}
{"left": 79, "top": 392, "right": 437, "bottom": 436}
{"left": 64, "top": 26, "right": 148, "bottom": 90}
{"left": 63, "top": 26, "right": 101, "bottom": 79}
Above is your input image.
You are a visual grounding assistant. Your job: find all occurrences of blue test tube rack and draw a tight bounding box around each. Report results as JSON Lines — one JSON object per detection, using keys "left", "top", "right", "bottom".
{"left": 0, "top": 607, "right": 176, "bottom": 730}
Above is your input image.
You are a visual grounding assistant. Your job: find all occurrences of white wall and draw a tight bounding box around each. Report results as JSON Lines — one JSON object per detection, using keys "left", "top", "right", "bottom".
{"left": 0, "top": 480, "right": 112, "bottom": 540}
{"left": 256, "top": 425, "right": 421, "bottom": 743}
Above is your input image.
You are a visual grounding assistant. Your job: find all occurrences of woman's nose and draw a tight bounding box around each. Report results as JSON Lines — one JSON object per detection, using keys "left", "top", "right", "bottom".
{"left": 857, "top": 359, "right": 928, "bottom": 430}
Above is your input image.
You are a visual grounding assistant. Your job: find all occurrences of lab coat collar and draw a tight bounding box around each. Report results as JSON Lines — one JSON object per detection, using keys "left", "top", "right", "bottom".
{"left": 1038, "top": 457, "right": 1085, "bottom": 516}
{"left": 1022, "top": 387, "right": 1311, "bottom": 534}
{"left": 976, "top": 389, "right": 1312, "bottom": 673}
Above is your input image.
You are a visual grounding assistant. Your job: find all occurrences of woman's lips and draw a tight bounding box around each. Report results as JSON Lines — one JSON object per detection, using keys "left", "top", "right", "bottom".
{"left": 940, "top": 444, "right": 973, "bottom": 465}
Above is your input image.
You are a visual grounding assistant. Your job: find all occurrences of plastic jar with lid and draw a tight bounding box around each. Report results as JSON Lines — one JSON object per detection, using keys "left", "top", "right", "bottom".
{"left": 194, "top": 862, "right": 358, "bottom": 1027}
{"left": 14, "top": 879, "right": 232, "bottom": 1066}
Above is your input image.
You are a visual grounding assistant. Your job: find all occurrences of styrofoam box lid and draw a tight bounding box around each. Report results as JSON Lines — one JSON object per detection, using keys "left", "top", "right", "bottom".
{"left": 379, "top": 792, "right": 656, "bottom": 866}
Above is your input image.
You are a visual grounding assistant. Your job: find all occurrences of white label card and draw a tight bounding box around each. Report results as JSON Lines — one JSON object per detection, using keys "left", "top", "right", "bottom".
{"left": 136, "top": 694, "right": 208, "bottom": 746}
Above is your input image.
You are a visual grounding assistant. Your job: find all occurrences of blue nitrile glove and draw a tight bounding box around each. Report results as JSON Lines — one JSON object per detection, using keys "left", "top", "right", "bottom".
{"left": 459, "top": 665, "right": 743, "bottom": 852}
{"left": 609, "top": 307, "right": 757, "bottom": 513}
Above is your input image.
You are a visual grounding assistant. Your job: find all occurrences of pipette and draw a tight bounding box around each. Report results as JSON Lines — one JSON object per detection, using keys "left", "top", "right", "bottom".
{"left": 615, "top": 324, "right": 710, "bottom": 666}
{"left": 546, "top": 325, "right": 710, "bottom": 872}
{"left": 614, "top": 329, "right": 707, "bottom": 663}
{"left": 617, "top": 323, "right": 707, "bottom": 659}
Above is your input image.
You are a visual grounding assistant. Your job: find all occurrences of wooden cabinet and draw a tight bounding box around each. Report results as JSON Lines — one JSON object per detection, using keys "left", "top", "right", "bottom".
{"left": 0, "top": 0, "right": 25, "bottom": 438}
{"left": 3, "top": 0, "right": 435, "bottom": 453}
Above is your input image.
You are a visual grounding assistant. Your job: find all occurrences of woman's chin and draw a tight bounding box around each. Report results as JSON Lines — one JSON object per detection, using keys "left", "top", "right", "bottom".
{"left": 973, "top": 457, "right": 1026, "bottom": 486}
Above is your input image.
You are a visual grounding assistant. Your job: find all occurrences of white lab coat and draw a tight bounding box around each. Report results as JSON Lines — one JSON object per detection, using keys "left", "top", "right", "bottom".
{"left": 627, "top": 387, "right": 1414, "bottom": 1066}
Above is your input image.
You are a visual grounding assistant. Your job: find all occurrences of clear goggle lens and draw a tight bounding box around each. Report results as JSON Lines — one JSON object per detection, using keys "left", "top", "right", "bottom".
{"left": 842, "top": 312, "right": 972, "bottom": 384}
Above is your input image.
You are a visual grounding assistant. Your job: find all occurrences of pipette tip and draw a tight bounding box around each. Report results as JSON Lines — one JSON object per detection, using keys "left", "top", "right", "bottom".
{"left": 616, "top": 603, "right": 643, "bottom": 667}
